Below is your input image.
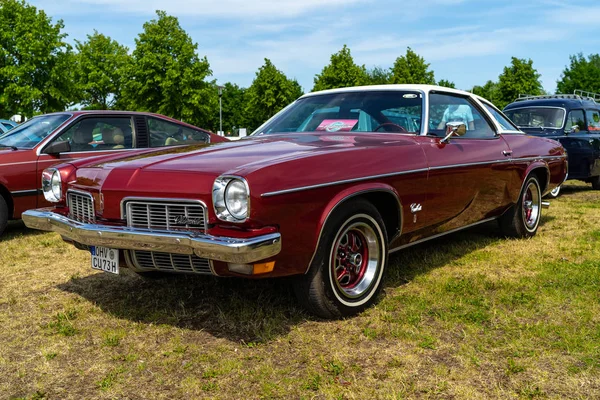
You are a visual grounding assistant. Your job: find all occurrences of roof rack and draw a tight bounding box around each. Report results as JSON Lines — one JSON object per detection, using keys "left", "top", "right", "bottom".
{"left": 573, "top": 90, "right": 600, "bottom": 102}
{"left": 515, "top": 90, "right": 600, "bottom": 103}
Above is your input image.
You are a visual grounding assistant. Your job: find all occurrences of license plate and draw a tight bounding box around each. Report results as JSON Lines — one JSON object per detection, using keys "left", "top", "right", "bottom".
{"left": 91, "top": 246, "right": 119, "bottom": 274}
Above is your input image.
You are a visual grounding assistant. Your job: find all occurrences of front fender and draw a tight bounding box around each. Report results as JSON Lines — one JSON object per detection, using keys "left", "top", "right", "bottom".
{"left": 305, "top": 182, "right": 402, "bottom": 274}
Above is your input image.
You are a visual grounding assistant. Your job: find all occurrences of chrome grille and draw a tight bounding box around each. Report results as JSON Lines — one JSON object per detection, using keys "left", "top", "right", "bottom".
{"left": 125, "top": 200, "right": 206, "bottom": 231}
{"left": 67, "top": 191, "right": 95, "bottom": 223}
{"left": 129, "top": 250, "right": 212, "bottom": 274}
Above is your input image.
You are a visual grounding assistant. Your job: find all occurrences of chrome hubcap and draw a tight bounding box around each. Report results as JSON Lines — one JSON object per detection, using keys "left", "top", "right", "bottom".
{"left": 522, "top": 181, "right": 540, "bottom": 230}
{"left": 331, "top": 221, "right": 380, "bottom": 299}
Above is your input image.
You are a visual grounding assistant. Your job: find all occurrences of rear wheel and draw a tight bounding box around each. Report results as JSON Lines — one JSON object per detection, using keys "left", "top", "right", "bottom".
{"left": 294, "top": 199, "right": 388, "bottom": 319}
{"left": 591, "top": 176, "right": 600, "bottom": 190}
{"left": 0, "top": 196, "right": 8, "bottom": 237}
{"left": 499, "top": 175, "right": 542, "bottom": 238}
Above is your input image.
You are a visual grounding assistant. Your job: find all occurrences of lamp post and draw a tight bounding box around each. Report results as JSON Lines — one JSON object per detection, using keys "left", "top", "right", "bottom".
{"left": 218, "top": 85, "right": 224, "bottom": 136}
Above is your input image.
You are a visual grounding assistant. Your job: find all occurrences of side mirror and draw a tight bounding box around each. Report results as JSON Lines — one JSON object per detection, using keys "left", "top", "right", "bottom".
{"left": 441, "top": 122, "right": 467, "bottom": 144}
{"left": 567, "top": 126, "right": 580, "bottom": 134}
{"left": 43, "top": 140, "right": 71, "bottom": 155}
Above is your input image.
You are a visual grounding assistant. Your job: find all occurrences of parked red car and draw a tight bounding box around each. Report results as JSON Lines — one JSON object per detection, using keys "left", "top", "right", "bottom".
{"left": 23, "top": 86, "right": 567, "bottom": 318}
{"left": 0, "top": 111, "right": 226, "bottom": 235}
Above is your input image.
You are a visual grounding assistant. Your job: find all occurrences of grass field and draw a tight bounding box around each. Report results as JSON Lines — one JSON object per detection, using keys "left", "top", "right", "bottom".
{"left": 1, "top": 182, "right": 599, "bottom": 399}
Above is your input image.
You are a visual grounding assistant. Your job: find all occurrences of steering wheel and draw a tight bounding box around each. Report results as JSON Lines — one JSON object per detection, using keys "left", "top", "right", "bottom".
{"left": 373, "top": 122, "right": 407, "bottom": 133}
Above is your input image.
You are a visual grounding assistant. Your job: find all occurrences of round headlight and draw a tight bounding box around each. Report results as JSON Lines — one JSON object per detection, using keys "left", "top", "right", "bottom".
{"left": 42, "top": 169, "right": 61, "bottom": 202}
{"left": 224, "top": 180, "right": 248, "bottom": 220}
{"left": 51, "top": 170, "right": 61, "bottom": 200}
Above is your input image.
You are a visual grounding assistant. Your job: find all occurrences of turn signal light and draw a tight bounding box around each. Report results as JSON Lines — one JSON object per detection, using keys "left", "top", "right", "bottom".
{"left": 227, "top": 261, "right": 275, "bottom": 275}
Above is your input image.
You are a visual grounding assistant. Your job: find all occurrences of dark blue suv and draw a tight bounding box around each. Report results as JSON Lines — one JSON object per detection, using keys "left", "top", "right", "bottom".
{"left": 504, "top": 93, "right": 600, "bottom": 197}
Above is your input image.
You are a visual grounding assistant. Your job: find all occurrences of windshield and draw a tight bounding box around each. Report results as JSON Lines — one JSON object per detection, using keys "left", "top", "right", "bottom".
{"left": 0, "top": 114, "right": 70, "bottom": 149}
{"left": 253, "top": 91, "right": 423, "bottom": 135}
{"left": 504, "top": 107, "right": 565, "bottom": 129}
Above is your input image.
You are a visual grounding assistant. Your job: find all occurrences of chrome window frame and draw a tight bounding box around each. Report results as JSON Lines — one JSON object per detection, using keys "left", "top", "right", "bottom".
{"left": 423, "top": 91, "right": 499, "bottom": 138}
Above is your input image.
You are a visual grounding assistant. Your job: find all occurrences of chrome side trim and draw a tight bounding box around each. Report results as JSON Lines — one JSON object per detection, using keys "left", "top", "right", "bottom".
{"left": 304, "top": 188, "right": 403, "bottom": 274}
{"left": 262, "top": 155, "right": 565, "bottom": 198}
{"left": 261, "top": 168, "right": 429, "bottom": 197}
{"left": 389, "top": 217, "right": 498, "bottom": 253}
{"left": 22, "top": 209, "right": 281, "bottom": 264}
{"left": 429, "top": 159, "right": 509, "bottom": 171}
{"left": 512, "top": 155, "right": 566, "bottom": 162}
{"left": 10, "top": 189, "right": 41, "bottom": 197}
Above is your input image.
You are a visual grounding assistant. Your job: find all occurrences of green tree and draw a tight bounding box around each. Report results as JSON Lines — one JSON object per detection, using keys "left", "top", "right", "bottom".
{"left": 390, "top": 47, "right": 435, "bottom": 85}
{"left": 556, "top": 53, "right": 600, "bottom": 95}
{"left": 74, "top": 31, "right": 131, "bottom": 109}
{"left": 437, "top": 79, "right": 455, "bottom": 88}
{"left": 496, "top": 57, "right": 543, "bottom": 109}
{"left": 220, "top": 82, "right": 247, "bottom": 133}
{"left": 472, "top": 80, "right": 499, "bottom": 104}
{"left": 120, "top": 10, "right": 217, "bottom": 129}
{"left": 366, "top": 66, "right": 391, "bottom": 85}
{"left": 313, "top": 45, "right": 368, "bottom": 91}
{"left": 245, "top": 58, "right": 303, "bottom": 131}
{"left": 0, "top": 0, "right": 75, "bottom": 116}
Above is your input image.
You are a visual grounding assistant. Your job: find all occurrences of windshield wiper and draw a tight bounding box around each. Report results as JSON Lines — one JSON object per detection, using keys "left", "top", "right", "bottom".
{"left": 0, "top": 145, "right": 18, "bottom": 151}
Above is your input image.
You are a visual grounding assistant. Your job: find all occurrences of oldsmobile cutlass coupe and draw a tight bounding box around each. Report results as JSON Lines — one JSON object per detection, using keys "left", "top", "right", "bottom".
{"left": 23, "top": 85, "right": 567, "bottom": 318}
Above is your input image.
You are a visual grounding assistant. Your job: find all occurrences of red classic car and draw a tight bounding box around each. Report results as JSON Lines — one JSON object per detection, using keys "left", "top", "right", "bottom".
{"left": 22, "top": 85, "right": 567, "bottom": 318}
{"left": 0, "top": 110, "right": 226, "bottom": 235}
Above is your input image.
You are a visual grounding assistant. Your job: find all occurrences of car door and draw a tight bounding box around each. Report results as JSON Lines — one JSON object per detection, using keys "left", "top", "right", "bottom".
{"left": 36, "top": 115, "right": 136, "bottom": 207}
{"left": 415, "top": 92, "right": 513, "bottom": 232}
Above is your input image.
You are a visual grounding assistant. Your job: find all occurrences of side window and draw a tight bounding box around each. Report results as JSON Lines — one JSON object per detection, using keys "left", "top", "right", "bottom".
{"left": 566, "top": 110, "right": 585, "bottom": 132}
{"left": 147, "top": 117, "right": 210, "bottom": 147}
{"left": 54, "top": 117, "right": 133, "bottom": 152}
{"left": 585, "top": 110, "right": 600, "bottom": 132}
{"left": 429, "top": 93, "right": 495, "bottom": 138}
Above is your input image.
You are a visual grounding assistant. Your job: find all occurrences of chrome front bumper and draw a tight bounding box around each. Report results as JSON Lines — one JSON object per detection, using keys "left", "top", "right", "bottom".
{"left": 22, "top": 209, "right": 281, "bottom": 264}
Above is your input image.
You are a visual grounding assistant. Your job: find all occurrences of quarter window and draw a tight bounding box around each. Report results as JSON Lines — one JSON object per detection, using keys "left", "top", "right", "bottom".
{"left": 429, "top": 93, "right": 495, "bottom": 138}
{"left": 566, "top": 110, "right": 585, "bottom": 132}
{"left": 483, "top": 103, "right": 518, "bottom": 131}
{"left": 147, "top": 117, "right": 210, "bottom": 147}
{"left": 586, "top": 110, "right": 600, "bottom": 131}
{"left": 53, "top": 117, "right": 133, "bottom": 152}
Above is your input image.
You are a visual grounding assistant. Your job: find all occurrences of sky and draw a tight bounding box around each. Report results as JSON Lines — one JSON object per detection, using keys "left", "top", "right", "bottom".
{"left": 29, "top": 0, "right": 600, "bottom": 94}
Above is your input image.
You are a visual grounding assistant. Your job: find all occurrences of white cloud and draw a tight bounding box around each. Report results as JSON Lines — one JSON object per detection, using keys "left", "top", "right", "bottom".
{"left": 35, "top": 0, "right": 368, "bottom": 18}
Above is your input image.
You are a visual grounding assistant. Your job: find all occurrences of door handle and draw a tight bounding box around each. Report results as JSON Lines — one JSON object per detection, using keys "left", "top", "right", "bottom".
{"left": 502, "top": 150, "right": 512, "bottom": 157}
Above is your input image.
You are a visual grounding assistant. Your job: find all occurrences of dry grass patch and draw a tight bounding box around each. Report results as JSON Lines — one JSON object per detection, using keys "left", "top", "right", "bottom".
{"left": 1, "top": 181, "right": 600, "bottom": 399}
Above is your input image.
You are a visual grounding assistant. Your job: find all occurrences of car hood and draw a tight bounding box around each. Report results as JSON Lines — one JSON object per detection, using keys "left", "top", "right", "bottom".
{"left": 74, "top": 133, "right": 417, "bottom": 176}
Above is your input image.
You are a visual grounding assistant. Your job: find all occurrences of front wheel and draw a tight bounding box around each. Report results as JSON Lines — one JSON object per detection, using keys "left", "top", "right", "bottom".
{"left": 294, "top": 199, "right": 388, "bottom": 319}
{"left": 591, "top": 176, "right": 600, "bottom": 190}
{"left": 499, "top": 174, "right": 542, "bottom": 238}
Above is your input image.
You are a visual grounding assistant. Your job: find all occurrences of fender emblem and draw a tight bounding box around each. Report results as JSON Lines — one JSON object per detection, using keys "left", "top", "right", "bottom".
{"left": 410, "top": 203, "right": 422, "bottom": 223}
{"left": 410, "top": 203, "right": 422, "bottom": 213}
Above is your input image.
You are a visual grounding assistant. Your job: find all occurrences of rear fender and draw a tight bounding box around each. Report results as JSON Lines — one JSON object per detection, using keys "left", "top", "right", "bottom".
{"left": 517, "top": 161, "right": 550, "bottom": 200}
